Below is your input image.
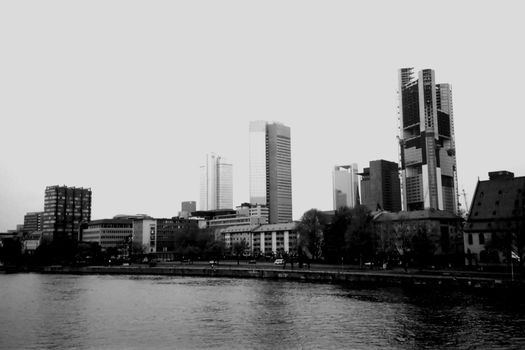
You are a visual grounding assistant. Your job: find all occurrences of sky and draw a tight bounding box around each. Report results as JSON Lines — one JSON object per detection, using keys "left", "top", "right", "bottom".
{"left": 1, "top": 1, "right": 525, "bottom": 231}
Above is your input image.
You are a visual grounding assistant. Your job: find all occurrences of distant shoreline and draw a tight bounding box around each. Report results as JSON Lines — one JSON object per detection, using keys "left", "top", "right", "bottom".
{"left": 2, "top": 264, "right": 524, "bottom": 291}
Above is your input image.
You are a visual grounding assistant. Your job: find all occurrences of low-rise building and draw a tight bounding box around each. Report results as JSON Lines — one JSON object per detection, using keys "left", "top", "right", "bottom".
{"left": 219, "top": 222, "right": 297, "bottom": 256}
{"left": 373, "top": 209, "right": 464, "bottom": 265}
{"left": 132, "top": 218, "right": 157, "bottom": 253}
{"left": 82, "top": 219, "right": 133, "bottom": 250}
{"left": 22, "top": 231, "right": 43, "bottom": 254}
{"left": 463, "top": 171, "right": 525, "bottom": 267}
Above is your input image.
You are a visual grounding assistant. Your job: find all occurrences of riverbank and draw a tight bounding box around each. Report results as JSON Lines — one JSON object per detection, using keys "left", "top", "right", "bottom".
{"left": 3, "top": 264, "right": 524, "bottom": 290}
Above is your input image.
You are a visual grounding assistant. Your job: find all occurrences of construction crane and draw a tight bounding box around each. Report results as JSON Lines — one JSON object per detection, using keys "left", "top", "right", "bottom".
{"left": 462, "top": 189, "right": 469, "bottom": 213}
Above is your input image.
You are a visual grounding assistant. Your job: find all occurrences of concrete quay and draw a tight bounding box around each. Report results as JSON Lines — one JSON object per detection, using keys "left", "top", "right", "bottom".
{"left": 29, "top": 264, "right": 525, "bottom": 290}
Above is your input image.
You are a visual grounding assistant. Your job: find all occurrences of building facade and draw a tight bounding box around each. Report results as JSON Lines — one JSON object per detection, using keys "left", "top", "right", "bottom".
{"left": 220, "top": 222, "right": 297, "bottom": 256}
{"left": 132, "top": 218, "right": 157, "bottom": 253}
{"left": 373, "top": 209, "right": 464, "bottom": 265}
{"left": 42, "top": 185, "right": 92, "bottom": 241}
{"left": 333, "top": 164, "right": 359, "bottom": 210}
{"left": 249, "top": 121, "right": 292, "bottom": 224}
{"left": 398, "top": 68, "right": 458, "bottom": 213}
{"left": 199, "top": 154, "right": 233, "bottom": 210}
{"left": 23, "top": 211, "right": 44, "bottom": 234}
{"left": 82, "top": 219, "right": 133, "bottom": 249}
{"left": 463, "top": 171, "right": 525, "bottom": 266}
{"left": 360, "top": 160, "right": 401, "bottom": 212}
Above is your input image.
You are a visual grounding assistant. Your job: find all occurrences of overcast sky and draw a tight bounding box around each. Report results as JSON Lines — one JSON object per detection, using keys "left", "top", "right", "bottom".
{"left": 1, "top": 1, "right": 524, "bottom": 231}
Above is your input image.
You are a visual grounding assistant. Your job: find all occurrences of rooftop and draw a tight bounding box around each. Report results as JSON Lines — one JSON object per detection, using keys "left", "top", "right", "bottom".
{"left": 465, "top": 173, "right": 525, "bottom": 232}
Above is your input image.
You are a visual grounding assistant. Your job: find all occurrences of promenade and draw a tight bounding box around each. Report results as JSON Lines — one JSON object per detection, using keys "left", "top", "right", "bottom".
{"left": 16, "top": 260, "right": 523, "bottom": 291}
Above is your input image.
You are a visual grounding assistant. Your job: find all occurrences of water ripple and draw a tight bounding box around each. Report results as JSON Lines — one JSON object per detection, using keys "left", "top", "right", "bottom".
{"left": 1, "top": 274, "right": 525, "bottom": 349}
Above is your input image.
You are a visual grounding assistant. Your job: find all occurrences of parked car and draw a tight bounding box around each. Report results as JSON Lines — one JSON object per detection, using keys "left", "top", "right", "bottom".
{"left": 209, "top": 260, "right": 218, "bottom": 266}
{"left": 248, "top": 260, "right": 257, "bottom": 264}
{"left": 274, "top": 259, "right": 284, "bottom": 265}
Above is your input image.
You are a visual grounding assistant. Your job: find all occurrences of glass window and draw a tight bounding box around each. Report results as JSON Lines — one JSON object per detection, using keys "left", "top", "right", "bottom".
{"left": 479, "top": 233, "right": 485, "bottom": 245}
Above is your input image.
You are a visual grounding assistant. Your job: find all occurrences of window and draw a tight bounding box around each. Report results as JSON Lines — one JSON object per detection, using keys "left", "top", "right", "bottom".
{"left": 468, "top": 234, "right": 473, "bottom": 245}
{"left": 479, "top": 233, "right": 485, "bottom": 245}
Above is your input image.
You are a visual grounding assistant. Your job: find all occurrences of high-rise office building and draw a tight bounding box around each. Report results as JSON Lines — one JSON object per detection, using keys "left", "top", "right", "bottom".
{"left": 23, "top": 211, "right": 44, "bottom": 234}
{"left": 199, "top": 154, "right": 233, "bottom": 210}
{"left": 398, "top": 68, "right": 458, "bottom": 213}
{"left": 360, "top": 160, "right": 401, "bottom": 212}
{"left": 249, "top": 121, "right": 292, "bottom": 224}
{"left": 332, "top": 164, "right": 360, "bottom": 210}
{"left": 42, "top": 185, "right": 92, "bottom": 241}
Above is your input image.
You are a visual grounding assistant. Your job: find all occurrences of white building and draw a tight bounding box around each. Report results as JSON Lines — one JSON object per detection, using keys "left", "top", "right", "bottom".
{"left": 220, "top": 222, "right": 297, "bottom": 256}
{"left": 82, "top": 219, "right": 133, "bottom": 249}
{"left": 200, "top": 153, "right": 233, "bottom": 210}
{"left": 132, "top": 218, "right": 157, "bottom": 253}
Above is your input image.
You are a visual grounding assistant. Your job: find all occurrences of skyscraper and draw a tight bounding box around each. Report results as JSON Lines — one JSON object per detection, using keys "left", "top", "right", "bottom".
{"left": 360, "top": 160, "right": 401, "bottom": 212}
{"left": 332, "top": 164, "right": 360, "bottom": 210}
{"left": 42, "top": 185, "right": 92, "bottom": 241}
{"left": 398, "top": 68, "right": 458, "bottom": 213}
{"left": 199, "top": 154, "right": 233, "bottom": 210}
{"left": 249, "top": 121, "right": 292, "bottom": 224}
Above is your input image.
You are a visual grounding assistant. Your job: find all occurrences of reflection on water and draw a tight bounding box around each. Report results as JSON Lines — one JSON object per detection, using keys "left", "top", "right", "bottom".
{"left": 1, "top": 273, "right": 525, "bottom": 349}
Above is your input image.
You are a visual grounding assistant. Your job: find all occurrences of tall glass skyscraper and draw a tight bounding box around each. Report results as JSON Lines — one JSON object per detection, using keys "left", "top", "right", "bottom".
{"left": 199, "top": 154, "right": 233, "bottom": 210}
{"left": 333, "top": 164, "right": 360, "bottom": 210}
{"left": 398, "top": 68, "right": 458, "bottom": 213}
{"left": 249, "top": 121, "right": 292, "bottom": 224}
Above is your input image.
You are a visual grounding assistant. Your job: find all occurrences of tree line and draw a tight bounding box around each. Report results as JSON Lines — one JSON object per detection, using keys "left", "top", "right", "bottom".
{"left": 297, "top": 205, "right": 443, "bottom": 268}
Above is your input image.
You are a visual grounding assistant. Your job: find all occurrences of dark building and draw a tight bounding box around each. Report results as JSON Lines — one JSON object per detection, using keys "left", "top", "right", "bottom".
{"left": 42, "top": 185, "right": 92, "bottom": 241}
{"left": 190, "top": 209, "right": 236, "bottom": 221}
{"left": 463, "top": 171, "right": 525, "bottom": 266}
{"left": 23, "top": 211, "right": 44, "bottom": 234}
{"left": 373, "top": 209, "right": 464, "bottom": 266}
{"left": 155, "top": 217, "right": 201, "bottom": 260}
{"left": 360, "top": 160, "right": 401, "bottom": 212}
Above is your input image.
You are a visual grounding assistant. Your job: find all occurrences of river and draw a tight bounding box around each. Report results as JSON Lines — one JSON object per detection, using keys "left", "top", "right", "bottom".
{"left": 1, "top": 273, "right": 525, "bottom": 349}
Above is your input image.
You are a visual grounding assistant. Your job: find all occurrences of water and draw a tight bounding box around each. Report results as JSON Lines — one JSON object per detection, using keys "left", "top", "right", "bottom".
{"left": 1, "top": 274, "right": 525, "bottom": 349}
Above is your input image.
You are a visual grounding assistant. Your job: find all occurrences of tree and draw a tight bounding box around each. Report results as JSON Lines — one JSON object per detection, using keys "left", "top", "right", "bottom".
{"left": 172, "top": 222, "right": 213, "bottom": 260}
{"left": 323, "top": 206, "right": 351, "bottom": 263}
{"left": 0, "top": 238, "right": 23, "bottom": 265}
{"left": 131, "top": 242, "right": 148, "bottom": 255}
{"left": 411, "top": 224, "right": 435, "bottom": 267}
{"left": 232, "top": 239, "right": 249, "bottom": 265}
{"left": 205, "top": 240, "right": 225, "bottom": 261}
{"left": 297, "top": 209, "right": 328, "bottom": 261}
{"left": 345, "top": 205, "right": 375, "bottom": 266}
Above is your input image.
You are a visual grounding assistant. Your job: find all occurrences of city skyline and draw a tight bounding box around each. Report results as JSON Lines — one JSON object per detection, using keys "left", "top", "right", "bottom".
{"left": 2, "top": 2, "right": 525, "bottom": 231}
